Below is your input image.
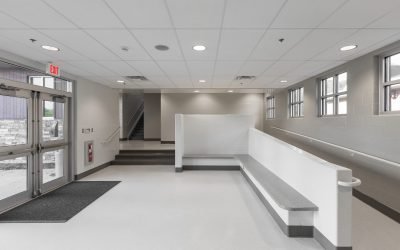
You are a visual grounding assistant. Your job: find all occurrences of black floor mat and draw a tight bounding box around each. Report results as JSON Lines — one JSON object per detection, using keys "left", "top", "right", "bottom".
{"left": 0, "top": 181, "right": 120, "bottom": 223}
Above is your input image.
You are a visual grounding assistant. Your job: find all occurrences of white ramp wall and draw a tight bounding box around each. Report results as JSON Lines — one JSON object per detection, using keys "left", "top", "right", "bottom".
{"left": 248, "top": 128, "right": 353, "bottom": 247}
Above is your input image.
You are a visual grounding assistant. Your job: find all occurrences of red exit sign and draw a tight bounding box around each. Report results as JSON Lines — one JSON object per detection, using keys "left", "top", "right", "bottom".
{"left": 46, "top": 63, "right": 60, "bottom": 77}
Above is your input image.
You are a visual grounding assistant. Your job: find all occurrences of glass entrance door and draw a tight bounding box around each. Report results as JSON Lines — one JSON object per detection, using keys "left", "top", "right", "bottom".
{"left": 0, "top": 88, "right": 33, "bottom": 211}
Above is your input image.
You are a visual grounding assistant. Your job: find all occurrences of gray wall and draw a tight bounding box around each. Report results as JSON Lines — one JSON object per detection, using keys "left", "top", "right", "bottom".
{"left": 144, "top": 93, "right": 161, "bottom": 140}
{"left": 120, "top": 92, "right": 143, "bottom": 139}
{"left": 161, "top": 93, "right": 264, "bottom": 141}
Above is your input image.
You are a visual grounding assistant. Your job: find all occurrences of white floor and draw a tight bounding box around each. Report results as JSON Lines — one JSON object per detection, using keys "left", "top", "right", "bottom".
{"left": 0, "top": 165, "right": 399, "bottom": 250}
{"left": 120, "top": 140, "right": 174, "bottom": 150}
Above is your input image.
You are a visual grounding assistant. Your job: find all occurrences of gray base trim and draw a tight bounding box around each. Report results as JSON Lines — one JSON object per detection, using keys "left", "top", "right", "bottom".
{"left": 119, "top": 138, "right": 128, "bottom": 141}
{"left": 183, "top": 165, "right": 240, "bottom": 171}
{"left": 74, "top": 162, "right": 112, "bottom": 180}
{"left": 144, "top": 138, "right": 161, "bottom": 141}
{"left": 175, "top": 167, "right": 183, "bottom": 172}
{"left": 240, "top": 169, "right": 313, "bottom": 238}
{"left": 314, "top": 228, "right": 352, "bottom": 250}
{"left": 353, "top": 189, "right": 400, "bottom": 224}
{"left": 161, "top": 141, "right": 175, "bottom": 144}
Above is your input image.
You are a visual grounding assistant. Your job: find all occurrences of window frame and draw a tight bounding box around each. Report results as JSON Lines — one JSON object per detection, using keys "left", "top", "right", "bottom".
{"left": 379, "top": 50, "right": 400, "bottom": 114}
{"left": 266, "top": 96, "right": 275, "bottom": 119}
{"left": 288, "top": 87, "right": 304, "bottom": 118}
{"left": 318, "top": 72, "right": 348, "bottom": 117}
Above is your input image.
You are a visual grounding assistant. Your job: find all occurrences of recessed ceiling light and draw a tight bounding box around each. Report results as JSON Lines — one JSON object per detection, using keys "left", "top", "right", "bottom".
{"left": 193, "top": 90, "right": 200, "bottom": 93}
{"left": 227, "top": 90, "right": 234, "bottom": 93}
{"left": 280, "top": 80, "right": 288, "bottom": 83}
{"left": 41, "top": 45, "right": 60, "bottom": 51}
{"left": 117, "top": 80, "right": 125, "bottom": 83}
{"left": 199, "top": 80, "right": 206, "bottom": 83}
{"left": 155, "top": 45, "right": 169, "bottom": 51}
{"left": 340, "top": 45, "right": 357, "bottom": 51}
{"left": 193, "top": 45, "right": 206, "bottom": 51}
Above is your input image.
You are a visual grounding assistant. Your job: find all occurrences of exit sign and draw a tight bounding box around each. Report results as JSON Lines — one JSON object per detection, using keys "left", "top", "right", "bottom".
{"left": 46, "top": 63, "right": 60, "bottom": 77}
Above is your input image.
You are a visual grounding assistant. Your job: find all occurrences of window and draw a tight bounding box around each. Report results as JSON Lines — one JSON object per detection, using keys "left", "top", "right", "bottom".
{"left": 382, "top": 52, "right": 400, "bottom": 112}
{"left": 319, "top": 72, "right": 348, "bottom": 116}
{"left": 289, "top": 87, "right": 304, "bottom": 118}
{"left": 266, "top": 96, "right": 275, "bottom": 119}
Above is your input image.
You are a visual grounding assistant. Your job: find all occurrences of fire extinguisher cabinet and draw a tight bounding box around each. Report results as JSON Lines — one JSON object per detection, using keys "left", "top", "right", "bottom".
{"left": 84, "top": 140, "right": 94, "bottom": 165}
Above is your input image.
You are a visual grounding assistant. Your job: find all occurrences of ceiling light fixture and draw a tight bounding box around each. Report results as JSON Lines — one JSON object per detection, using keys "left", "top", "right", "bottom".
{"left": 193, "top": 45, "right": 206, "bottom": 51}
{"left": 340, "top": 45, "right": 357, "bottom": 51}
{"left": 199, "top": 80, "right": 206, "bottom": 83}
{"left": 41, "top": 45, "right": 60, "bottom": 51}
{"left": 193, "top": 90, "right": 200, "bottom": 93}
{"left": 117, "top": 80, "right": 125, "bottom": 83}
{"left": 227, "top": 90, "right": 234, "bottom": 93}
{"left": 280, "top": 80, "right": 288, "bottom": 83}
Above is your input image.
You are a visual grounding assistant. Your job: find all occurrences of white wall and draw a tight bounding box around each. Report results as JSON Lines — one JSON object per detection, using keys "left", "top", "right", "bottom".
{"left": 75, "top": 79, "right": 119, "bottom": 175}
{"left": 161, "top": 93, "right": 264, "bottom": 141}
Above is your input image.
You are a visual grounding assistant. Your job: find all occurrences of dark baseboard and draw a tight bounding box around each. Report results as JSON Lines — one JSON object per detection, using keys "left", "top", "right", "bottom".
{"left": 314, "top": 228, "right": 352, "bottom": 250}
{"left": 175, "top": 167, "right": 183, "bottom": 172}
{"left": 161, "top": 141, "right": 175, "bottom": 144}
{"left": 240, "top": 169, "right": 313, "bottom": 238}
{"left": 119, "top": 138, "right": 128, "bottom": 141}
{"left": 353, "top": 189, "right": 400, "bottom": 224}
{"left": 183, "top": 165, "right": 240, "bottom": 171}
{"left": 75, "top": 162, "right": 112, "bottom": 180}
{"left": 144, "top": 138, "right": 161, "bottom": 141}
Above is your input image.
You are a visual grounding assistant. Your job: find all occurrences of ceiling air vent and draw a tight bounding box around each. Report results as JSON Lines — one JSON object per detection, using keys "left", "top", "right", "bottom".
{"left": 125, "top": 76, "right": 148, "bottom": 81}
{"left": 234, "top": 75, "right": 256, "bottom": 81}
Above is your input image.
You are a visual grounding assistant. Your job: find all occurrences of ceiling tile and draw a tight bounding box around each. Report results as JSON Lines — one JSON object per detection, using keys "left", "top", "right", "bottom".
{"left": 237, "top": 61, "right": 274, "bottom": 76}
{"left": 213, "top": 61, "right": 243, "bottom": 76}
{"left": 132, "top": 29, "right": 183, "bottom": 60}
{"left": 320, "top": 0, "right": 400, "bottom": 28}
{"left": 0, "top": 0, "right": 75, "bottom": 28}
{"left": 249, "top": 76, "right": 278, "bottom": 87}
{"left": 105, "top": 0, "right": 172, "bottom": 28}
{"left": 0, "top": 35, "right": 53, "bottom": 61}
{"left": 249, "top": 29, "right": 310, "bottom": 60}
{"left": 176, "top": 29, "right": 219, "bottom": 61}
{"left": 0, "top": 12, "right": 28, "bottom": 29}
{"left": 223, "top": 0, "right": 285, "bottom": 28}
{"left": 126, "top": 61, "right": 165, "bottom": 76}
{"left": 281, "top": 29, "right": 356, "bottom": 60}
{"left": 96, "top": 60, "right": 140, "bottom": 76}
{"left": 40, "top": 29, "right": 119, "bottom": 60}
{"left": 87, "top": 29, "right": 151, "bottom": 60}
{"left": 63, "top": 60, "right": 117, "bottom": 76}
{"left": 43, "top": 0, "right": 123, "bottom": 28}
{"left": 147, "top": 76, "right": 176, "bottom": 88}
{"left": 166, "top": 0, "right": 225, "bottom": 28}
{"left": 271, "top": 0, "right": 347, "bottom": 28}
{"left": 285, "top": 60, "right": 334, "bottom": 77}
{"left": 368, "top": 5, "right": 400, "bottom": 28}
{"left": 186, "top": 61, "right": 214, "bottom": 78}
{"left": 168, "top": 76, "right": 193, "bottom": 88}
{"left": 262, "top": 61, "right": 303, "bottom": 76}
{"left": 217, "top": 30, "right": 265, "bottom": 60}
{"left": 313, "top": 29, "right": 400, "bottom": 61}
{"left": 158, "top": 61, "right": 189, "bottom": 76}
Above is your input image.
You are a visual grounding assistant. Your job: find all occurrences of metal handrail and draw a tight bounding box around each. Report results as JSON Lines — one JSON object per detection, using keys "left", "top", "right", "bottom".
{"left": 127, "top": 103, "right": 144, "bottom": 139}
{"left": 102, "top": 127, "right": 120, "bottom": 144}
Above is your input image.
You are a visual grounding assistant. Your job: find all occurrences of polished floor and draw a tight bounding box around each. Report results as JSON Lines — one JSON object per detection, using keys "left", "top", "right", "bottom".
{"left": 120, "top": 140, "right": 175, "bottom": 150}
{"left": 0, "top": 165, "right": 399, "bottom": 250}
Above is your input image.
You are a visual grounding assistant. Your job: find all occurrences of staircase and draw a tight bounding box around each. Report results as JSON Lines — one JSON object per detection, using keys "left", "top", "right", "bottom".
{"left": 111, "top": 150, "right": 175, "bottom": 165}
{"left": 130, "top": 114, "right": 144, "bottom": 140}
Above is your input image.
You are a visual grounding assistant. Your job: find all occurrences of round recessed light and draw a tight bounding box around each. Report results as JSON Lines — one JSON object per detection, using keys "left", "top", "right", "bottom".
{"left": 340, "top": 45, "right": 357, "bottom": 51}
{"left": 117, "top": 80, "right": 125, "bottom": 83}
{"left": 280, "top": 80, "right": 288, "bottom": 83}
{"left": 193, "top": 90, "right": 200, "bottom": 93}
{"left": 193, "top": 45, "right": 206, "bottom": 51}
{"left": 41, "top": 45, "right": 60, "bottom": 51}
{"left": 155, "top": 44, "right": 169, "bottom": 51}
{"left": 227, "top": 90, "right": 234, "bottom": 93}
{"left": 199, "top": 80, "right": 206, "bottom": 83}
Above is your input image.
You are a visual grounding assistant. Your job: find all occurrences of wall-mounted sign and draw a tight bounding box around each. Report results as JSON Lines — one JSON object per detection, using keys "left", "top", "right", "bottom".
{"left": 46, "top": 63, "right": 60, "bottom": 77}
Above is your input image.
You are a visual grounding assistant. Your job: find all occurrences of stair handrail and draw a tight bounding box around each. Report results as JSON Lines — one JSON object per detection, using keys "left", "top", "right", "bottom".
{"left": 127, "top": 103, "right": 144, "bottom": 139}
{"left": 102, "top": 126, "right": 120, "bottom": 144}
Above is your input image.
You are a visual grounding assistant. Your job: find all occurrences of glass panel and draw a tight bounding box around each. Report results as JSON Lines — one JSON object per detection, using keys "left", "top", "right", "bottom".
{"left": 300, "top": 103, "right": 304, "bottom": 116}
{"left": 326, "top": 77, "right": 334, "bottom": 95}
{"left": 338, "top": 94, "right": 347, "bottom": 114}
{"left": 389, "top": 53, "right": 400, "bottom": 81}
{"left": 42, "top": 149, "right": 64, "bottom": 184}
{"left": 338, "top": 73, "right": 347, "bottom": 92}
{"left": 0, "top": 95, "right": 28, "bottom": 147}
{"left": 30, "top": 76, "right": 43, "bottom": 86}
{"left": 0, "top": 156, "right": 27, "bottom": 200}
{"left": 300, "top": 87, "right": 304, "bottom": 101}
{"left": 390, "top": 84, "right": 400, "bottom": 111}
{"left": 44, "top": 77, "right": 55, "bottom": 89}
{"left": 326, "top": 97, "right": 334, "bottom": 115}
{"left": 42, "top": 101, "right": 64, "bottom": 141}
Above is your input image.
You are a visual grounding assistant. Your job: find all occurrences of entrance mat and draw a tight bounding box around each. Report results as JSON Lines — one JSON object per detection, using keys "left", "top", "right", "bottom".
{"left": 0, "top": 181, "right": 120, "bottom": 223}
